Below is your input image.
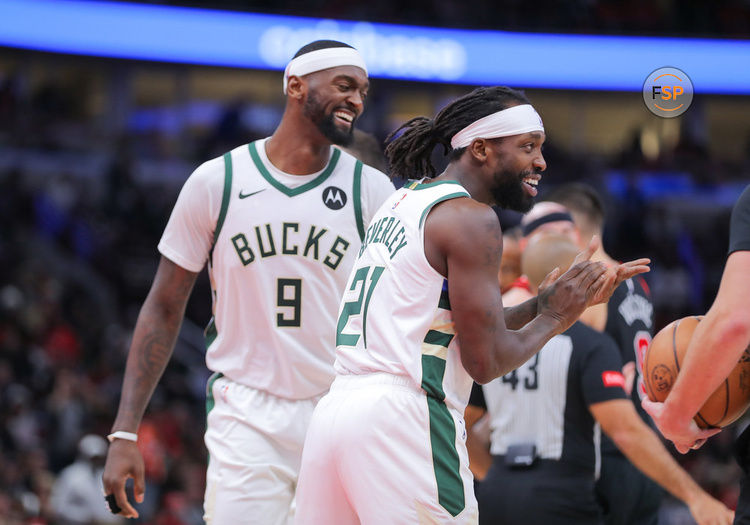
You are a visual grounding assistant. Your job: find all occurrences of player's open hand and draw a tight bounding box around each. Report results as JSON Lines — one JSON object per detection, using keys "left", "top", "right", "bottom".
{"left": 102, "top": 439, "right": 145, "bottom": 519}
{"left": 641, "top": 398, "right": 722, "bottom": 454}
{"left": 588, "top": 256, "right": 651, "bottom": 306}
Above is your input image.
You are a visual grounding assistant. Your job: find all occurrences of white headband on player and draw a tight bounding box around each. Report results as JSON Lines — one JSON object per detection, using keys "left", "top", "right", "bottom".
{"left": 283, "top": 47, "right": 368, "bottom": 94}
{"left": 450, "top": 104, "right": 544, "bottom": 150}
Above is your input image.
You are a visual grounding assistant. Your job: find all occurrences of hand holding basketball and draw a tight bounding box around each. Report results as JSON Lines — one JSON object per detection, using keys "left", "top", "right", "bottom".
{"left": 643, "top": 315, "right": 750, "bottom": 453}
{"left": 644, "top": 316, "right": 750, "bottom": 429}
{"left": 641, "top": 398, "right": 720, "bottom": 454}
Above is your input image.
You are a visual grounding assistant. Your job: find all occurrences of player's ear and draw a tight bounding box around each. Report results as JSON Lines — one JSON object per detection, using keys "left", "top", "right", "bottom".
{"left": 286, "top": 76, "right": 306, "bottom": 100}
{"left": 468, "top": 138, "right": 489, "bottom": 162}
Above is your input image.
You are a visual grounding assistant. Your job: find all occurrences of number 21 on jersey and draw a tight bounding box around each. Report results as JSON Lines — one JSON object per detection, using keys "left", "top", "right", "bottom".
{"left": 336, "top": 265, "right": 384, "bottom": 348}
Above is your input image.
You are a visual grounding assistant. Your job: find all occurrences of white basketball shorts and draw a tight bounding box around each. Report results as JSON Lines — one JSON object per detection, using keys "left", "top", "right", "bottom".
{"left": 295, "top": 373, "right": 478, "bottom": 525}
{"left": 204, "top": 373, "right": 320, "bottom": 525}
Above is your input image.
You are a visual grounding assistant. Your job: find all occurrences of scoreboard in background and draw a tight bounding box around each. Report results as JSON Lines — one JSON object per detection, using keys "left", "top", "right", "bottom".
{"left": 1, "top": 0, "right": 750, "bottom": 94}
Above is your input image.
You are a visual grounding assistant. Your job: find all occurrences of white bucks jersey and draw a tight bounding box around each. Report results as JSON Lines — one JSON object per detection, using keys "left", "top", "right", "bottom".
{"left": 200, "top": 139, "right": 391, "bottom": 399}
{"left": 334, "top": 180, "right": 474, "bottom": 413}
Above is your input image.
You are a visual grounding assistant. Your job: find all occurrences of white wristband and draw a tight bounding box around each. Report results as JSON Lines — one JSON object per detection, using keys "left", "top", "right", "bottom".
{"left": 107, "top": 431, "right": 138, "bottom": 443}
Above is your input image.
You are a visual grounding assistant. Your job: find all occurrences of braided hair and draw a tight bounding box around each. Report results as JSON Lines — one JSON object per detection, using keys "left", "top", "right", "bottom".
{"left": 384, "top": 86, "right": 530, "bottom": 180}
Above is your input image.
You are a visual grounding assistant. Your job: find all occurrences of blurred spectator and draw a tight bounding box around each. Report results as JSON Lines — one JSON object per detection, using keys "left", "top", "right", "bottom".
{"left": 340, "top": 128, "right": 389, "bottom": 173}
{"left": 50, "top": 434, "right": 125, "bottom": 525}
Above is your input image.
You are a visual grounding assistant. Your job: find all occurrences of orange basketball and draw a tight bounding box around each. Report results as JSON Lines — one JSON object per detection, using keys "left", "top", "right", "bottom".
{"left": 644, "top": 315, "right": 750, "bottom": 429}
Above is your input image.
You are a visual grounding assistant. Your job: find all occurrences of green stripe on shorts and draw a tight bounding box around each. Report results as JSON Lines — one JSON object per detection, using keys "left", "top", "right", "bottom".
{"left": 421, "top": 355, "right": 465, "bottom": 517}
{"left": 204, "top": 317, "right": 217, "bottom": 349}
{"left": 205, "top": 371, "right": 223, "bottom": 416}
{"left": 426, "top": 395, "right": 465, "bottom": 517}
{"left": 205, "top": 372, "right": 223, "bottom": 465}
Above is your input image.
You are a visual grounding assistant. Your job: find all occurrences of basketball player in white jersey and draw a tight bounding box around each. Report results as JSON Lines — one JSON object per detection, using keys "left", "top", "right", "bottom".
{"left": 295, "top": 86, "right": 650, "bottom": 524}
{"left": 101, "top": 40, "right": 394, "bottom": 523}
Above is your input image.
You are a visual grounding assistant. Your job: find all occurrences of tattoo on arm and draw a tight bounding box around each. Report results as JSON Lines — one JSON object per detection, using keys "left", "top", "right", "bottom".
{"left": 135, "top": 328, "right": 176, "bottom": 391}
{"left": 115, "top": 265, "right": 196, "bottom": 429}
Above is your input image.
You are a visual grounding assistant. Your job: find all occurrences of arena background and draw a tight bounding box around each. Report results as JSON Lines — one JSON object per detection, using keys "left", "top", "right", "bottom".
{"left": 0, "top": 1, "right": 749, "bottom": 523}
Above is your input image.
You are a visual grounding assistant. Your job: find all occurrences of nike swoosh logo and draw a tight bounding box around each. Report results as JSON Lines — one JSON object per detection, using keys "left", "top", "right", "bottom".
{"left": 239, "top": 189, "right": 266, "bottom": 199}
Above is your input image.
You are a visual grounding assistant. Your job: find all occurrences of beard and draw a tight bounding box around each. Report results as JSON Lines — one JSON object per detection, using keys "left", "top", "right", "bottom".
{"left": 303, "top": 91, "right": 355, "bottom": 147}
{"left": 491, "top": 167, "right": 535, "bottom": 213}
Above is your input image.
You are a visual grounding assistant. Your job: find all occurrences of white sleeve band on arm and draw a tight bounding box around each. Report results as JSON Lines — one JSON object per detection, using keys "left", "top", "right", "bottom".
{"left": 107, "top": 431, "right": 138, "bottom": 443}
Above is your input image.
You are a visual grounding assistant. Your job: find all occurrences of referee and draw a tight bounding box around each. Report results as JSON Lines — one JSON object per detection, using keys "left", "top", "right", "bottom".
{"left": 466, "top": 234, "right": 733, "bottom": 525}
{"left": 543, "top": 183, "right": 661, "bottom": 524}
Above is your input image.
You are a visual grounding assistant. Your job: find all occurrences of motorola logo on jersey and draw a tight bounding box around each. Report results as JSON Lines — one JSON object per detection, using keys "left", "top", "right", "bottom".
{"left": 322, "top": 186, "right": 347, "bottom": 210}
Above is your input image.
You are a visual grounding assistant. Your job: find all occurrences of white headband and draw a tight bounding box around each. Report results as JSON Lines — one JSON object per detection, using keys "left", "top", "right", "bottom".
{"left": 283, "top": 47, "right": 368, "bottom": 94}
{"left": 450, "top": 104, "right": 544, "bottom": 149}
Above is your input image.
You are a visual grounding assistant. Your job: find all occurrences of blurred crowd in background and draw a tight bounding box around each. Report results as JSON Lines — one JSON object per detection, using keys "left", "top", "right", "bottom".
{"left": 1, "top": 1, "right": 750, "bottom": 524}
{"left": 134, "top": 0, "right": 750, "bottom": 36}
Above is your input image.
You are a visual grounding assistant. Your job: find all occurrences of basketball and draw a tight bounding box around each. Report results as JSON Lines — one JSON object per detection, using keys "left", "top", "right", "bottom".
{"left": 644, "top": 316, "right": 750, "bottom": 428}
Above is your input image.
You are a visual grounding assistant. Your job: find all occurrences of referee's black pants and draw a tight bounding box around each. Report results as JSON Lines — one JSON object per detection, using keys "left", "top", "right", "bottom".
{"left": 476, "top": 456, "right": 603, "bottom": 525}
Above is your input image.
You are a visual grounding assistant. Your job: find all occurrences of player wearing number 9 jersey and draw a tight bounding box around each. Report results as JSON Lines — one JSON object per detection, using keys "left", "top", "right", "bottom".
{"left": 173, "top": 137, "right": 393, "bottom": 399}
{"left": 168, "top": 136, "right": 391, "bottom": 524}
{"left": 101, "top": 40, "right": 394, "bottom": 525}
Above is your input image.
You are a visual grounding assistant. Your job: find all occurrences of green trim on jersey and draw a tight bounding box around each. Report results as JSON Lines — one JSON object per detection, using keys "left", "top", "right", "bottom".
{"left": 419, "top": 192, "right": 471, "bottom": 229}
{"left": 406, "top": 179, "right": 466, "bottom": 191}
{"left": 438, "top": 289, "right": 451, "bottom": 310}
{"left": 214, "top": 152, "right": 234, "bottom": 244}
{"left": 353, "top": 160, "right": 365, "bottom": 241}
{"left": 205, "top": 153, "right": 234, "bottom": 353}
{"left": 424, "top": 329, "right": 454, "bottom": 348}
{"left": 248, "top": 141, "right": 341, "bottom": 197}
{"left": 420, "top": 286, "right": 455, "bottom": 399}
{"left": 208, "top": 152, "right": 234, "bottom": 267}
